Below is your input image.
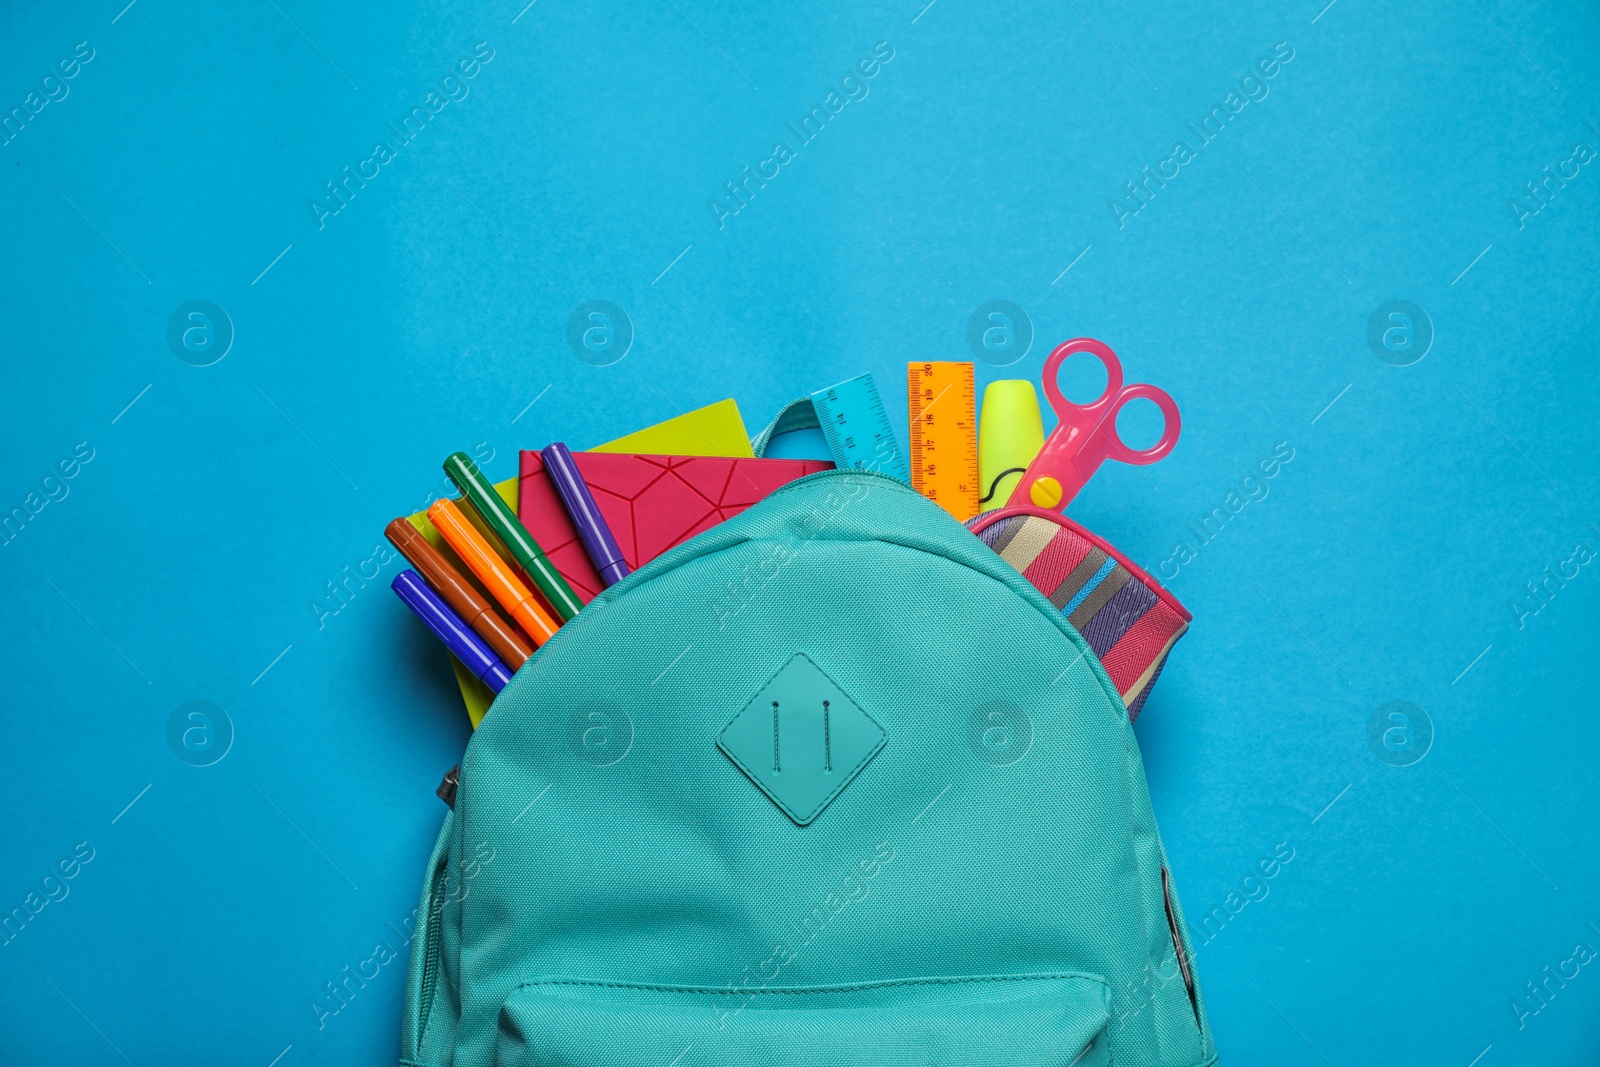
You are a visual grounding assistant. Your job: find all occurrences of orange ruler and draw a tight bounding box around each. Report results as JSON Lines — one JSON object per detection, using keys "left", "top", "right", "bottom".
{"left": 907, "top": 361, "right": 979, "bottom": 521}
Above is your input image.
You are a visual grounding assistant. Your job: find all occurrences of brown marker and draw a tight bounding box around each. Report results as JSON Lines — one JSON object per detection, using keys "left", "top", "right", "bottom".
{"left": 385, "top": 518, "right": 534, "bottom": 669}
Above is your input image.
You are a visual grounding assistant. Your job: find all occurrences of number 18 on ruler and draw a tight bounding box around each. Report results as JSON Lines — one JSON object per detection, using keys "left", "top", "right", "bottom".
{"left": 907, "top": 361, "right": 979, "bottom": 521}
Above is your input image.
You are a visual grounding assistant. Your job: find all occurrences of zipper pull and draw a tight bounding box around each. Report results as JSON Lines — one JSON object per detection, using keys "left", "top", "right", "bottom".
{"left": 437, "top": 764, "right": 460, "bottom": 809}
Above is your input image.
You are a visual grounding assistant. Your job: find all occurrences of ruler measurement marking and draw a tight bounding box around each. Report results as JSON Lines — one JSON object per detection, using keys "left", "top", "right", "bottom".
{"left": 811, "top": 375, "right": 909, "bottom": 483}
{"left": 907, "top": 362, "right": 978, "bottom": 520}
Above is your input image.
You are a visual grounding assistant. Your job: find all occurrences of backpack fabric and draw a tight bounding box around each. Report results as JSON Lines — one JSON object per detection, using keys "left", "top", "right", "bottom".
{"left": 401, "top": 469, "right": 1214, "bottom": 1066}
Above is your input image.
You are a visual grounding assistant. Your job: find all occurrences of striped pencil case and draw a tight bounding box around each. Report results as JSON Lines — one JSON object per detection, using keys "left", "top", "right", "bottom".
{"left": 967, "top": 505, "right": 1190, "bottom": 721}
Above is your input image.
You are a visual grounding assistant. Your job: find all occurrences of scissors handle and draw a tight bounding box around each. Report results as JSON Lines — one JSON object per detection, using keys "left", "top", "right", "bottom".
{"left": 1040, "top": 338, "right": 1125, "bottom": 424}
{"left": 1099, "top": 382, "right": 1181, "bottom": 466}
{"left": 1006, "top": 337, "right": 1181, "bottom": 510}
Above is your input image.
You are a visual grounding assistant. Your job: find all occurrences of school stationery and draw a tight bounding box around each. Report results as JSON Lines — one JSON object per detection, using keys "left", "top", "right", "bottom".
{"left": 391, "top": 570, "right": 513, "bottom": 694}
{"left": 967, "top": 504, "right": 1190, "bottom": 720}
{"left": 540, "top": 442, "right": 631, "bottom": 587}
{"left": 443, "top": 451, "right": 582, "bottom": 621}
{"left": 404, "top": 478, "right": 522, "bottom": 725}
{"left": 977, "top": 380, "right": 1045, "bottom": 510}
{"left": 406, "top": 399, "right": 757, "bottom": 565}
{"left": 907, "top": 360, "right": 979, "bottom": 521}
{"left": 599, "top": 397, "right": 755, "bottom": 457}
{"left": 404, "top": 478, "right": 522, "bottom": 583}
{"left": 428, "top": 499, "right": 561, "bottom": 644}
{"left": 809, "top": 373, "right": 910, "bottom": 481}
{"left": 385, "top": 518, "right": 532, "bottom": 670}
{"left": 408, "top": 399, "right": 757, "bottom": 722}
{"left": 517, "top": 452, "right": 834, "bottom": 602}
{"left": 1006, "top": 338, "right": 1180, "bottom": 511}
{"left": 401, "top": 471, "right": 1212, "bottom": 1065}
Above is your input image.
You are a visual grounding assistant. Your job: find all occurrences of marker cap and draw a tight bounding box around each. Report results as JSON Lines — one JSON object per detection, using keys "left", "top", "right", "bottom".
{"left": 442, "top": 451, "right": 583, "bottom": 622}
{"left": 541, "top": 442, "right": 631, "bottom": 587}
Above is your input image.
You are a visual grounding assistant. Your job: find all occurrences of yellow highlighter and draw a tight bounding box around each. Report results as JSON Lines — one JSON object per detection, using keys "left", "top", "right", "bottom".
{"left": 977, "top": 380, "right": 1046, "bottom": 511}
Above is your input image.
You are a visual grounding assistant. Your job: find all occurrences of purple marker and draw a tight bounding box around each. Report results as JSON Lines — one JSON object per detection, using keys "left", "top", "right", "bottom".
{"left": 392, "top": 570, "right": 514, "bottom": 693}
{"left": 541, "top": 441, "right": 631, "bottom": 587}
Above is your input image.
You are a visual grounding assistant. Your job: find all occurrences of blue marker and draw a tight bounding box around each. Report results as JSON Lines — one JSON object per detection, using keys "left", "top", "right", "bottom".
{"left": 392, "top": 570, "right": 514, "bottom": 692}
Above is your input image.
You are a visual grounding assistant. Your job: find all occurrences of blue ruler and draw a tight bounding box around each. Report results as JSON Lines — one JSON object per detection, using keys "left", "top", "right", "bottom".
{"left": 810, "top": 374, "right": 911, "bottom": 484}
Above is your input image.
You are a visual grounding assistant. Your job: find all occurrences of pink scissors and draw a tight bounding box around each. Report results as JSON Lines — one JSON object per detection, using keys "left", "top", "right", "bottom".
{"left": 1005, "top": 337, "right": 1181, "bottom": 511}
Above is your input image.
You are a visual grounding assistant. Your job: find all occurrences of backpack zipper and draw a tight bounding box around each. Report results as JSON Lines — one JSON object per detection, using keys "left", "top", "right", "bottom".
{"left": 1160, "top": 865, "right": 1200, "bottom": 1028}
{"left": 416, "top": 858, "right": 448, "bottom": 1051}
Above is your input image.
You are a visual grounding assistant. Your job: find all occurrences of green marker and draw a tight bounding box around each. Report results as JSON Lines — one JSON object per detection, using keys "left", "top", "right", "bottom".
{"left": 443, "top": 451, "right": 583, "bottom": 622}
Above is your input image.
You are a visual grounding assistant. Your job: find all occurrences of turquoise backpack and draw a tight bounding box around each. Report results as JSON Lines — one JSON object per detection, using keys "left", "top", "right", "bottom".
{"left": 401, "top": 469, "right": 1214, "bottom": 1066}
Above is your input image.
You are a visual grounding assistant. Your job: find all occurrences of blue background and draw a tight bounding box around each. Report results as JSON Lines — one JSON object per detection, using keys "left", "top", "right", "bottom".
{"left": 2, "top": 0, "right": 1597, "bottom": 1064}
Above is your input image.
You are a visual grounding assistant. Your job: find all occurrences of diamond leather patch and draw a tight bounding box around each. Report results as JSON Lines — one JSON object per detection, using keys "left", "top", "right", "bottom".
{"left": 717, "top": 654, "right": 886, "bottom": 825}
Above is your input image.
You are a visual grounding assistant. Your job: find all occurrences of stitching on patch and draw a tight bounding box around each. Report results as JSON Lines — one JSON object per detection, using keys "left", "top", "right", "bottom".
{"left": 715, "top": 653, "right": 886, "bottom": 825}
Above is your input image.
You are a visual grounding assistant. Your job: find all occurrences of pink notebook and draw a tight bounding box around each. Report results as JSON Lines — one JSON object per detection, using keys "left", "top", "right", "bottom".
{"left": 518, "top": 452, "right": 834, "bottom": 602}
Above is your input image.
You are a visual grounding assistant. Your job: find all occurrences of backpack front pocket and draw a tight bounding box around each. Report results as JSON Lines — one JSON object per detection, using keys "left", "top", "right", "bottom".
{"left": 496, "top": 973, "right": 1110, "bottom": 1066}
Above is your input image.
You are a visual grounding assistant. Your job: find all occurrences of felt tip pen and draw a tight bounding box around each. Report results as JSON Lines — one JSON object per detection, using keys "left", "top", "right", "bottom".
{"left": 428, "top": 498, "right": 561, "bottom": 644}
{"left": 385, "top": 518, "right": 533, "bottom": 670}
{"left": 442, "top": 451, "right": 583, "bottom": 623}
{"left": 392, "top": 570, "right": 514, "bottom": 693}
{"left": 541, "top": 442, "right": 631, "bottom": 587}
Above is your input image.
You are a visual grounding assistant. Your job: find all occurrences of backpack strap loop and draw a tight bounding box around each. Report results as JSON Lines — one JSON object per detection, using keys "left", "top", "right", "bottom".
{"left": 750, "top": 397, "right": 822, "bottom": 458}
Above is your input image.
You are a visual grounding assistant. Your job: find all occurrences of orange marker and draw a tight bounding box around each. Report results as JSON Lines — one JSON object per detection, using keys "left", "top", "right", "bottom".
{"left": 427, "top": 499, "right": 560, "bottom": 645}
